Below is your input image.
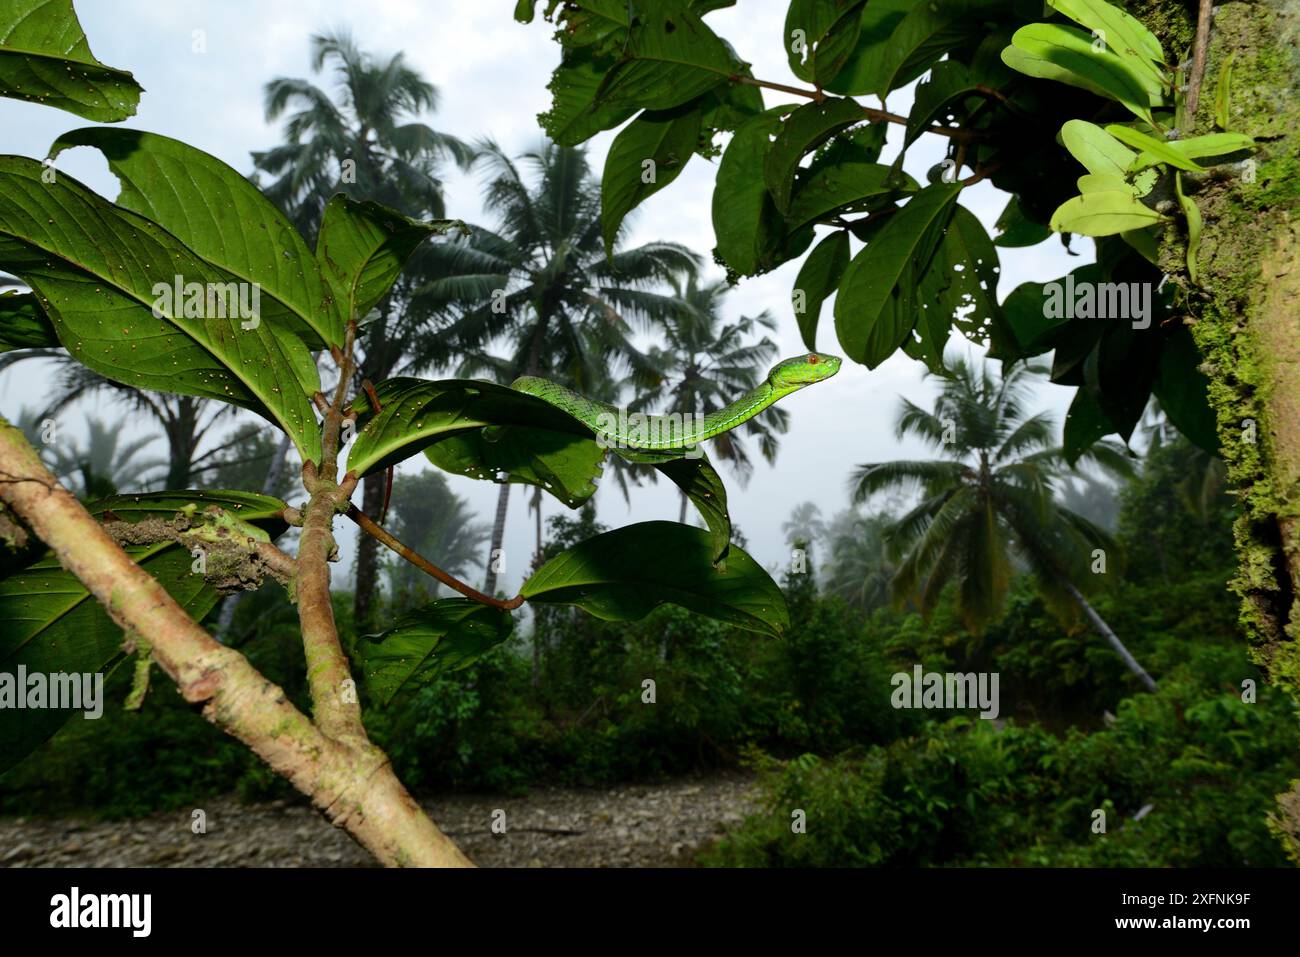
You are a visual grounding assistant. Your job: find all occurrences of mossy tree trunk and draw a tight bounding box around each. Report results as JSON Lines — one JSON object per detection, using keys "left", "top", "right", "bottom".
{"left": 1141, "top": 0, "right": 1300, "bottom": 860}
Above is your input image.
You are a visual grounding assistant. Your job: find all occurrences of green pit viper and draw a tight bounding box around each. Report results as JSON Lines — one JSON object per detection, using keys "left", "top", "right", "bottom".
{"left": 511, "top": 353, "right": 841, "bottom": 451}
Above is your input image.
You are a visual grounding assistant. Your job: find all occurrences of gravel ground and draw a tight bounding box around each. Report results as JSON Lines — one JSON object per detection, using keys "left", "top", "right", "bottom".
{"left": 0, "top": 773, "right": 759, "bottom": 868}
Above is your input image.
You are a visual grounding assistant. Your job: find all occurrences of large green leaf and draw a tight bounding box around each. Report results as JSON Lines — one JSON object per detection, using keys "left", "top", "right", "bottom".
{"left": 540, "top": 46, "right": 637, "bottom": 147}
{"left": 868, "top": 0, "right": 1004, "bottom": 98}
{"left": 0, "top": 157, "right": 323, "bottom": 463}
{"left": 786, "top": 161, "right": 908, "bottom": 234}
{"left": 763, "top": 97, "right": 866, "bottom": 214}
{"left": 1060, "top": 119, "right": 1137, "bottom": 178}
{"left": 834, "top": 183, "right": 962, "bottom": 367}
{"left": 792, "top": 230, "right": 850, "bottom": 350}
{"left": 1153, "top": 326, "right": 1216, "bottom": 453}
{"left": 1000, "top": 280, "right": 1063, "bottom": 357}
{"left": 0, "top": 0, "right": 141, "bottom": 121}
{"left": 0, "top": 289, "right": 57, "bottom": 351}
{"left": 49, "top": 128, "right": 341, "bottom": 349}
{"left": 823, "top": 0, "right": 928, "bottom": 96}
{"left": 652, "top": 454, "right": 731, "bottom": 565}
{"left": 601, "top": 106, "right": 701, "bottom": 254}
{"left": 1002, "top": 23, "right": 1154, "bottom": 123}
{"left": 1050, "top": 189, "right": 1161, "bottom": 236}
{"left": 347, "top": 377, "right": 594, "bottom": 478}
{"left": 783, "top": 0, "right": 868, "bottom": 86}
{"left": 712, "top": 107, "right": 790, "bottom": 277}
{"left": 520, "top": 521, "right": 788, "bottom": 637}
{"left": 353, "top": 599, "right": 515, "bottom": 707}
{"left": 425, "top": 424, "right": 605, "bottom": 510}
{"left": 993, "top": 195, "right": 1053, "bottom": 248}
{"left": 1102, "top": 123, "right": 1204, "bottom": 172}
{"left": 1046, "top": 0, "right": 1165, "bottom": 85}
{"left": 597, "top": 3, "right": 740, "bottom": 112}
{"left": 0, "top": 490, "right": 287, "bottom": 772}
{"left": 316, "top": 194, "right": 464, "bottom": 328}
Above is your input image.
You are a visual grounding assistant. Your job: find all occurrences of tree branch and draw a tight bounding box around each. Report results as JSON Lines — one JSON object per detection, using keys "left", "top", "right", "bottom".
{"left": 347, "top": 504, "right": 526, "bottom": 610}
{"left": 0, "top": 418, "right": 470, "bottom": 867}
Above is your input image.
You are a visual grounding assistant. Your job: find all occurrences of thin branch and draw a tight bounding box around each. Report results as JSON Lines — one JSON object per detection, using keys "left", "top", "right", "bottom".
{"left": 1186, "top": 0, "right": 1214, "bottom": 121}
{"left": 347, "top": 504, "right": 526, "bottom": 611}
{"left": 730, "top": 74, "right": 982, "bottom": 141}
{"left": 0, "top": 418, "right": 469, "bottom": 867}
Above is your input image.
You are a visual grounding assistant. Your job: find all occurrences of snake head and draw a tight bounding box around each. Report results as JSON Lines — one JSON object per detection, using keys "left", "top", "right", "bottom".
{"left": 768, "top": 353, "right": 842, "bottom": 391}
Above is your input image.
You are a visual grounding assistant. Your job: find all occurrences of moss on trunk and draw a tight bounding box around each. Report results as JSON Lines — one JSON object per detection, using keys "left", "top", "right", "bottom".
{"left": 1141, "top": 0, "right": 1300, "bottom": 860}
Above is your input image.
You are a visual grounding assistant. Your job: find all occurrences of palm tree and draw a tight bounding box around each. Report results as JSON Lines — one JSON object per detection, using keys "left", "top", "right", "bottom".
{"left": 824, "top": 509, "right": 897, "bottom": 611}
{"left": 632, "top": 277, "right": 788, "bottom": 522}
{"left": 17, "top": 409, "right": 164, "bottom": 499}
{"left": 850, "top": 357, "right": 1157, "bottom": 692}
{"left": 383, "top": 470, "right": 489, "bottom": 610}
{"left": 412, "top": 141, "right": 699, "bottom": 594}
{"left": 251, "top": 30, "right": 473, "bottom": 630}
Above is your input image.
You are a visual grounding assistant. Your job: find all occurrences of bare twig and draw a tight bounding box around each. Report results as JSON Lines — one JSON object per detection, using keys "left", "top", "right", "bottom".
{"left": 1186, "top": 0, "right": 1214, "bottom": 120}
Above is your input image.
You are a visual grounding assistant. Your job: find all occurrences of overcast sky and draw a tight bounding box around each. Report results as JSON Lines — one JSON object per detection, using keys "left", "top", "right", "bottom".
{"left": 0, "top": 0, "right": 1089, "bottom": 595}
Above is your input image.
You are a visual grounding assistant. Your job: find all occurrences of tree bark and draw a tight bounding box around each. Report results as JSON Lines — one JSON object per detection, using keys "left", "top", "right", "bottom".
{"left": 1061, "top": 579, "right": 1159, "bottom": 693}
{"left": 483, "top": 481, "right": 510, "bottom": 595}
{"left": 352, "top": 470, "right": 386, "bottom": 631}
{"left": 0, "top": 419, "right": 470, "bottom": 867}
{"left": 1141, "top": 0, "right": 1300, "bottom": 857}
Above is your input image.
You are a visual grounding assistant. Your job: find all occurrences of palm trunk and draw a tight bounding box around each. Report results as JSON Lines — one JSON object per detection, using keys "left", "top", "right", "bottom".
{"left": 1062, "top": 579, "right": 1158, "bottom": 693}
{"left": 214, "top": 431, "right": 293, "bottom": 641}
{"left": 352, "top": 471, "right": 385, "bottom": 631}
{"left": 678, "top": 491, "right": 687, "bottom": 524}
{"left": 483, "top": 482, "right": 510, "bottom": 595}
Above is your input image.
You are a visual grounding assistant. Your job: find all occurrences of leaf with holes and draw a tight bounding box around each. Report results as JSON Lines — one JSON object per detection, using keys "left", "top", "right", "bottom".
{"left": 764, "top": 97, "right": 866, "bottom": 214}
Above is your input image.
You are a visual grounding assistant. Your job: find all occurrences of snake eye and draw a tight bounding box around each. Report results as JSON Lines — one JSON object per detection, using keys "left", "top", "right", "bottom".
{"left": 808, "top": 354, "right": 819, "bottom": 365}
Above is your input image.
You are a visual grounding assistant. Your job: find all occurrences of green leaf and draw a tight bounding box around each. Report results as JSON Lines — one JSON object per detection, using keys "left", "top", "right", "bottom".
{"left": 353, "top": 599, "right": 514, "bottom": 707}
{"left": 834, "top": 183, "right": 962, "bottom": 368}
{"left": 1001, "top": 281, "right": 1064, "bottom": 356}
{"left": 0, "top": 0, "right": 141, "bottom": 121}
{"left": 1003, "top": 23, "right": 1154, "bottom": 123}
{"left": 1045, "top": 0, "right": 1166, "bottom": 85}
{"left": 653, "top": 454, "right": 731, "bottom": 565}
{"left": 783, "top": 0, "right": 868, "bottom": 86}
{"left": 0, "top": 289, "right": 57, "bottom": 351}
{"left": 993, "top": 195, "right": 1052, "bottom": 247}
{"left": 49, "top": 127, "right": 342, "bottom": 350}
{"left": 601, "top": 106, "right": 701, "bottom": 254}
{"left": 597, "top": 3, "right": 740, "bottom": 112}
{"left": 869, "top": 0, "right": 1003, "bottom": 98}
{"left": 520, "top": 521, "right": 788, "bottom": 637}
{"left": 1153, "top": 326, "right": 1216, "bottom": 453}
{"left": 1060, "top": 119, "right": 1137, "bottom": 178}
{"left": 1062, "top": 387, "right": 1115, "bottom": 463}
{"left": 1174, "top": 172, "right": 1202, "bottom": 284}
{"left": 0, "top": 489, "right": 285, "bottom": 772}
{"left": 1102, "top": 123, "right": 1204, "bottom": 171}
{"left": 1160, "top": 131, "right": 1253, "bottom": 162}
{"left": 347, "top": 378, "right": 593, "bottom": 478}
{"left": 712, "top": 107, "right": 790, "bottom": 276}
{"left": 0, "top": 157, "right": 323, "bottom": 464}
{"left": 1120, "top": 225, "right": 1159, "bottom": 263}
{"left": 425, "top": 424, "right": 605, "bottom": 510}
{"left": 823, "top": 0, "right": 919, "bottom": 96}
{"left": 905, "top": 60, "right": 976, "bottom": 148}
{"left": 317, "top": 195, "right": 464, "bottom": 328}
{"left": 792, "top": 230, "right": 850, "bottom": 350}
{"left": 764, "top": 97, "right": 866, "bottom": 214}
{"left": 1077, "top": 173, "right": 1133, "bottom": 193}
{"left": 1049, "top": 189, "right": 1161, "bottom": 236}
{"left": 540, "top": 46, "right": 637, "bottom": 147}
{"left": 0, "top": 545, "right": 209, "bottom": 771}
{"left": 786, "top": 160, "right": 909, "bottom": 234}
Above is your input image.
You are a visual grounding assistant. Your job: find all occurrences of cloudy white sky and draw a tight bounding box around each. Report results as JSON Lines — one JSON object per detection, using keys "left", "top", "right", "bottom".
{"left": 0, "top": 0, "right": 1089, "bottom": 595}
